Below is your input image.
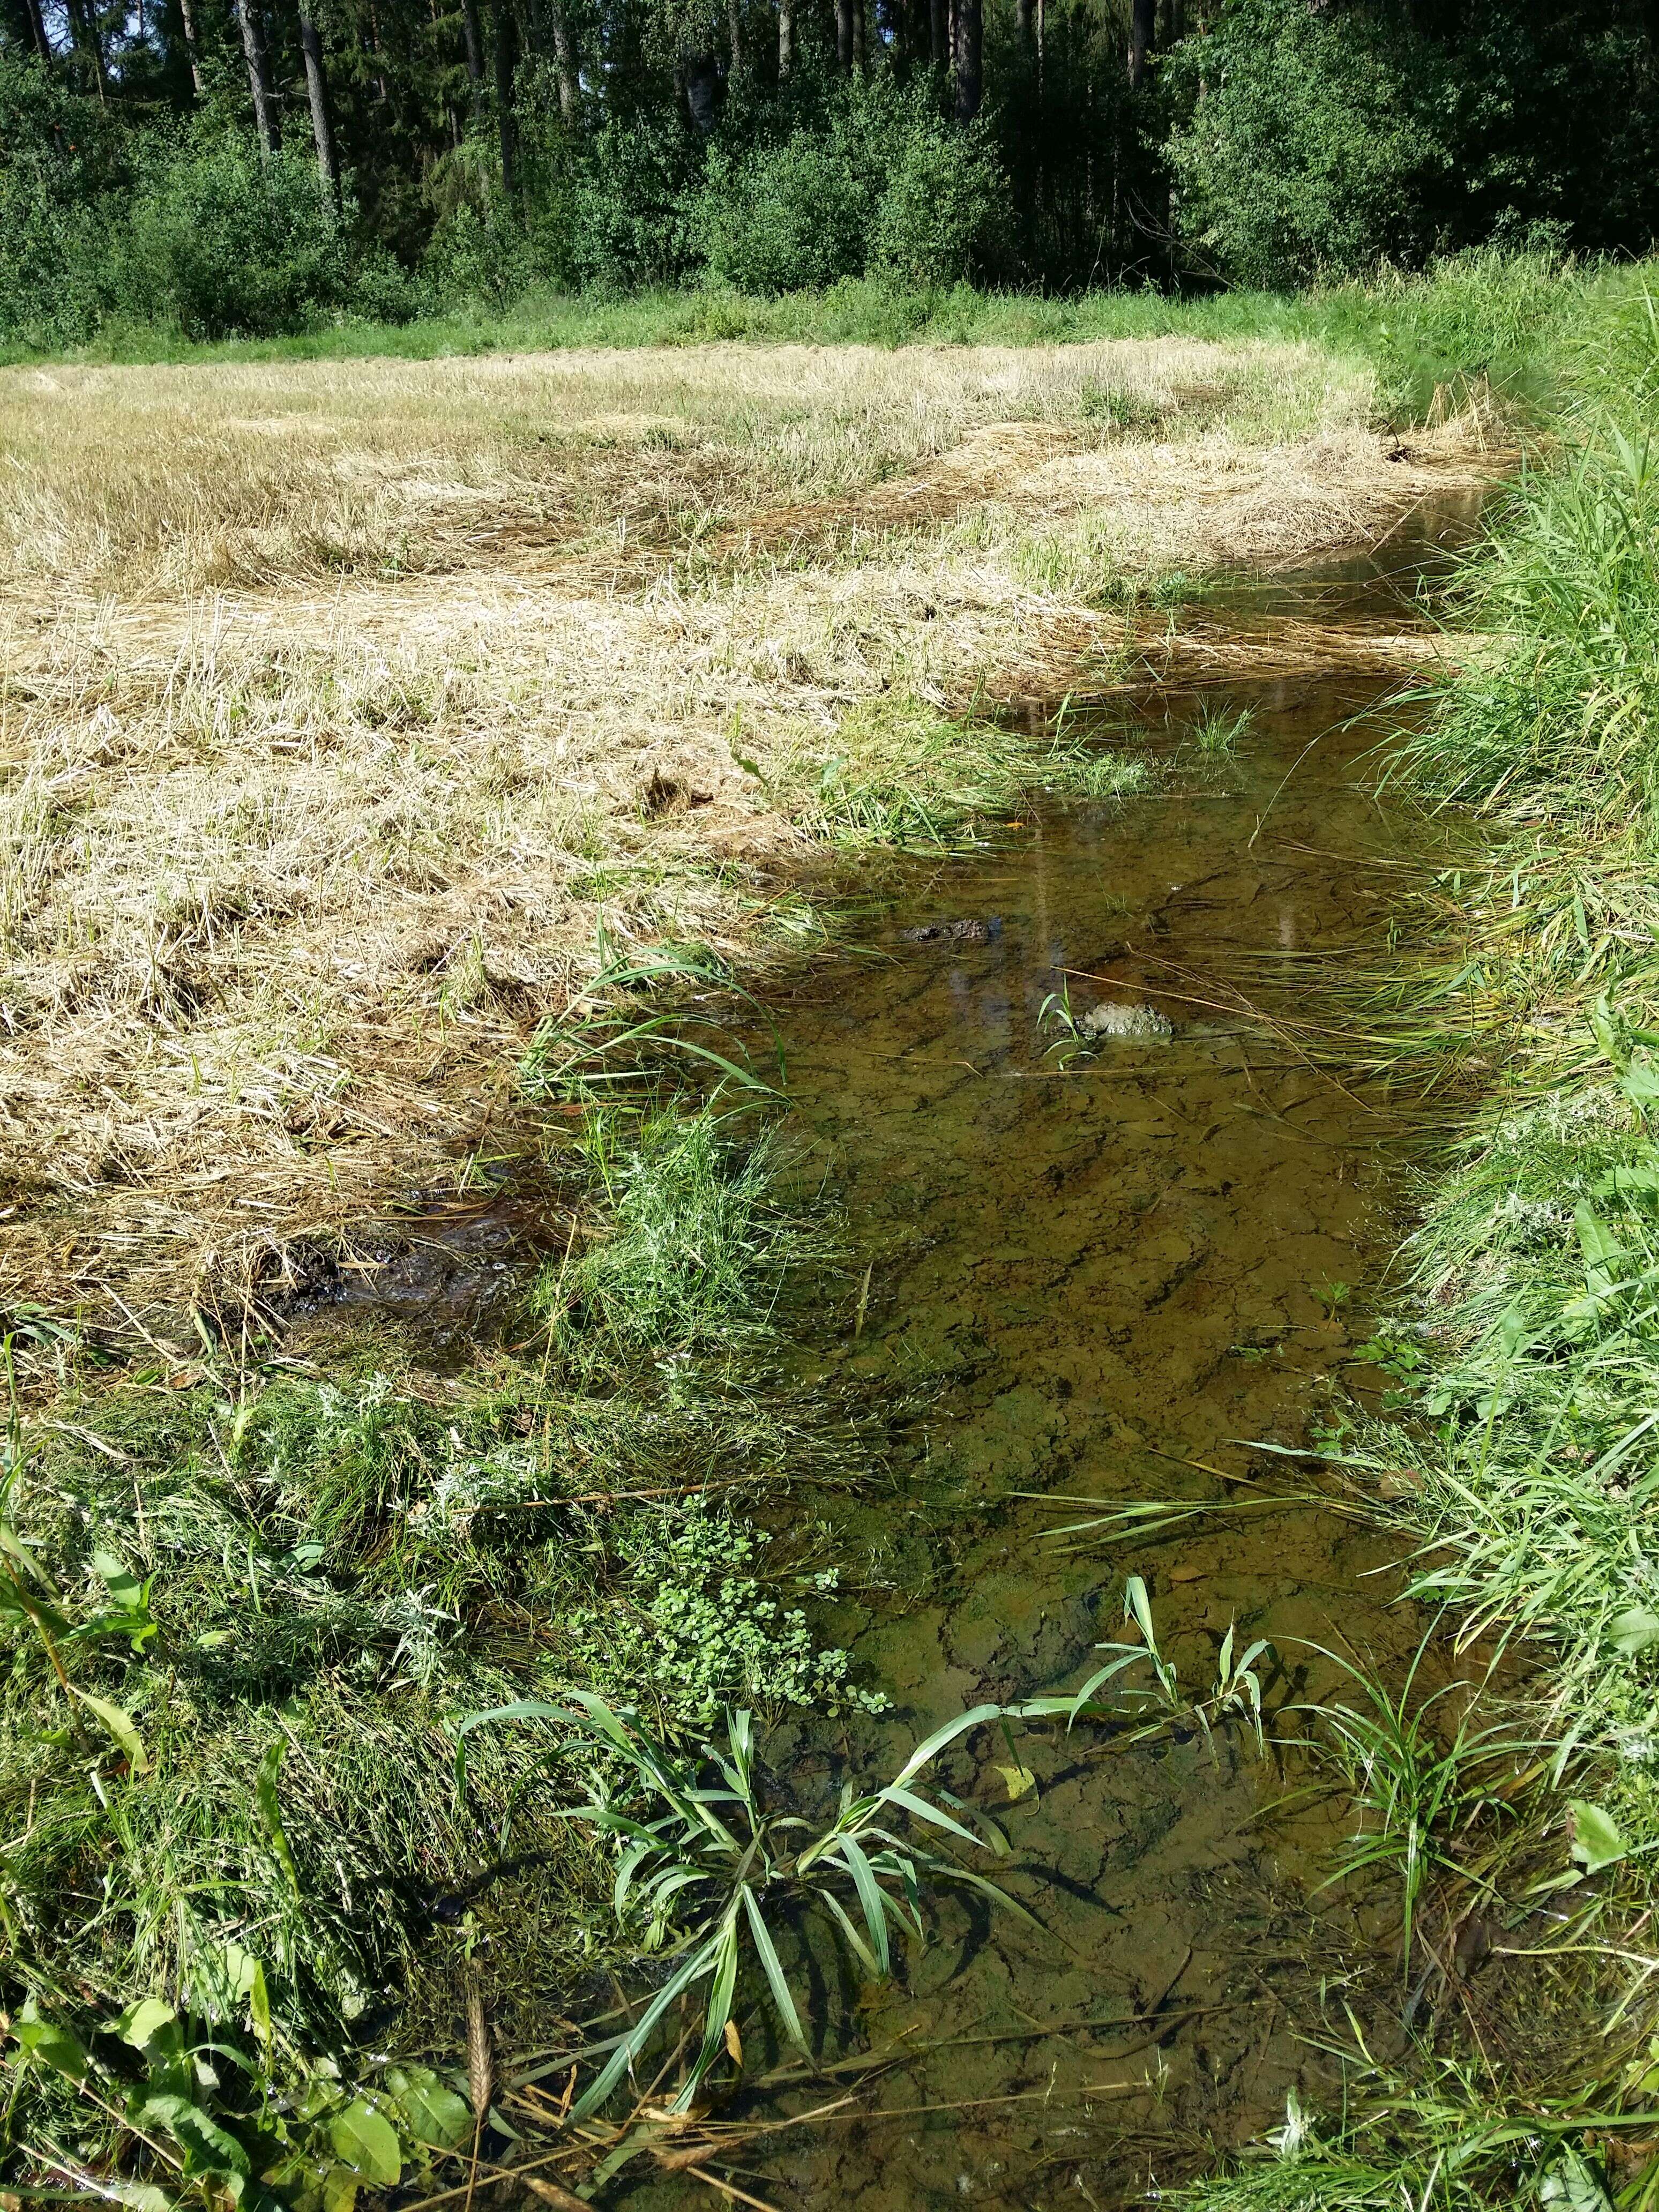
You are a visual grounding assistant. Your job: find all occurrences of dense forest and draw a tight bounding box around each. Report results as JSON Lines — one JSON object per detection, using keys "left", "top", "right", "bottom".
{"left": 3, "top": 0, "right": 1659, "bottom": 343}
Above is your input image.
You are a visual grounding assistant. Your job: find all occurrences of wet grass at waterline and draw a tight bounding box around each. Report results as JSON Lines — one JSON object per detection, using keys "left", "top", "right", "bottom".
{"left": 1162, "top": 287, "right": 1659, "bottom": 2210}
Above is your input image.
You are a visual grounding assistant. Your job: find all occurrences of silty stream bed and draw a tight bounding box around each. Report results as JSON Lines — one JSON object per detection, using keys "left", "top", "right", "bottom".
{"left": 630, "top": 504, "right": 1487, "bottom": 2210}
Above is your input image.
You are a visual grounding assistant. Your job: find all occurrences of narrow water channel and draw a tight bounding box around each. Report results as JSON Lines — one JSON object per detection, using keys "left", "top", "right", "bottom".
{"left": 644, "top": 505, "right": 1481, "bottom": 2209}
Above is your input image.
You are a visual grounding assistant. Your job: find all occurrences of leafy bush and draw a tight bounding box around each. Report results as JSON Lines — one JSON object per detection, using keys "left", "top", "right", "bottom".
{"left": 872, "top": 122, "right": 1003, "bottom": 289}
{"left": 569, "top": 111, "right": 703, "bottom": 288}
{"left": 0, "top": 53, "right": 126, "bottom": 346}
{"left": 1167, "top": 0, "right": 1449, "bottom": 285}
{"left": 698, "top": 132, "right": 877, "bottom": 292}
{"left": 124, "top": 127, "right": 356, "bottom": 338}
{"left": 694, "top": 80, "right": 1003, "bottom": 295}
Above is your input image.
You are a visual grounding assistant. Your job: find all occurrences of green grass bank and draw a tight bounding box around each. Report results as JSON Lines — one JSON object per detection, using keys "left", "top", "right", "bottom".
{"left": 1171, "top": 276, "right": 1659, "bottom": 2209}
{"left": 0, "top": 248, "right": 1629, "bottom": 427}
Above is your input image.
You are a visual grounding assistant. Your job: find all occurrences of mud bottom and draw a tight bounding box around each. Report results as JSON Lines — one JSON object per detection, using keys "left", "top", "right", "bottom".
{"left": 624, "top": 515, "right": 1481, "bottom": 2210}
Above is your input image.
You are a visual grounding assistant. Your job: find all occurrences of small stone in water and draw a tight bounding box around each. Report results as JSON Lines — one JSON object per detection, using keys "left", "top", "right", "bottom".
{"left": 1078, "top": 999, "right": 1172, "bottom": 1041}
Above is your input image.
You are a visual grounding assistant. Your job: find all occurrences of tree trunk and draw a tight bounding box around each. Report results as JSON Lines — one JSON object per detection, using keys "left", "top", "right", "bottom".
{"left": 681, "top": 47, "right": 719, "bottom": 129}
{"left": 952, "top": 0, "right": 979, "bottom": 122}
{"left": 1015, "top": 0, "right": 1029, "bottom": 44}
{"left": 727, "top": 0, "right": 743, "bottom": 72}
{"left": 20, "top": 0, "right": 51, "bottom": 61}
{"left": 547, "top": 0, "right": 577, "bottom": 117}
{"left": 176, "top": 0, "right": 205, "bottom": 91}
{"left": 460, "top": 0, "right": 484, "bottom": 113}
{"left": 778, "top": 0, "right": 794, "bottom": 77}
{"left": 298, "top": 2, "right": 339, "bottom": 198}
{"left": 928, "top": 0, "right": 943, "bottom": 65}
{"left": 850, "top": 0, "right": 863, "bottom": 72}
{"left": 834, "top": 0, "right": 851, "bottom": 71}
{"left": 492, "top": 0, "right": 517, "bottom": 196}
{"left": 1127, "top": 0, "right": 1154, "bottom": 87}
{"left": 236, "top": 0, "right": 280, "bottom": 150}
{"left": 65, "top": 0, "right": 107, "bottom": 98}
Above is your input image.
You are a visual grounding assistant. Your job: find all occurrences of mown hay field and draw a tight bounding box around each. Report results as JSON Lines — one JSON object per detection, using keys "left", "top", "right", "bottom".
{"left": 0, "top": 336, "right": 1489, "bottom": 1341}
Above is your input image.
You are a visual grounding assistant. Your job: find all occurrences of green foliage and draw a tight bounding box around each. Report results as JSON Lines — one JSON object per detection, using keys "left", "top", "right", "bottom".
{"left": 527, "top": 1109, "right": 805, "bottom": 1359}
{"left": 1167, "top": 0, "right": 1449, "bottom": 286}
{"left": 453, "top": 1695, "right": 1029, "bottom": 2115}
{"left": 1022, "top": 1573, "right": 1273, "bottom": 1754}
{"left": 123, "top": 126, "right": 357, "bottom": 339}
{"left": 1167, "top": 0, "right": 1659, "bottom": 287}
{"left": 0, "top": 52, "right": 126, "bottom": 345}
{"left": 568, "top": 111, "right": 702, "bottom": 289}
{"left": 693, "top": 81, "right": 1002, "bottom": 295}
{"left": 1295, "top": 1641, "right": 1529, "bottom": 1965}
{"left": 7, "top": 1987, "right": 472, "bottom": 2212}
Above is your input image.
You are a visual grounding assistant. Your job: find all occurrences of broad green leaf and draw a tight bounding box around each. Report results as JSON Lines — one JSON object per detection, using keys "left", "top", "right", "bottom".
{"left": 256, "top": 1739, "right": 301, "bottom": 1896}
{"left": 322, "top": 2169, "right": 358, "bottom": 2212}
{"left": 1575, "top": 1202, "right": 1627, "bottom": 1274}
{"left": 328, "top": 2099, "right": 402, "bottom": 2188}
{"left": 1619, "top": 1057, "right": 1659, "bottom": 1107}
{"left": 389, "top": 2069, "right": 472, "bottom": 2150}
{"left": 1570, "top": 1800, "right": 1627, "bottom": 1875}
{"left": 70, "top": 1685, "right": 148, "bottom": 1773}
{"left": 1593, "top": 1164, "right": 1659, "bottom": 1198}
{"left": 1608, "top": 1608, "right": 1659, "bottom": 1656}
{"left": 116, "top": 1997, "right": 177, "bottom": 2052}
{"left": 15, "top": 1997, "right": 88, "bottom": 2082}
{"left": 93, "top": 1549, "right": 146, "bottom": 1613}
{"left": 248, "top": 1961, "right": 271, "bottom": 2054}
{"left": 1540, "top": 2146, "right": 1616, "bottom": 2211}
{"left": 136, "top": 2092, "right": 251, "bottom": 2175}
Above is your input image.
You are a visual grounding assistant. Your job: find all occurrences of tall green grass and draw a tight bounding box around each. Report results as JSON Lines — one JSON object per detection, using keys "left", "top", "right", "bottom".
{"left": 7, "top": 252, "right": 1645, "bottom": 427}
{"left": 1177, "top": 271, "right": 1659, "bottom": 2212}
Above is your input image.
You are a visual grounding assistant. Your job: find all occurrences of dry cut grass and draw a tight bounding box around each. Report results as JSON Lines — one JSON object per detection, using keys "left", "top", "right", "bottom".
{"left": 0, "top": 335, "right": 1493, "bottom": 1341}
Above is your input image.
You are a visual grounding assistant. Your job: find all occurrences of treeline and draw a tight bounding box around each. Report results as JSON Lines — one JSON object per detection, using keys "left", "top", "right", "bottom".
{"left": 4, "top": 0, "right": 1659, "bottom": 343}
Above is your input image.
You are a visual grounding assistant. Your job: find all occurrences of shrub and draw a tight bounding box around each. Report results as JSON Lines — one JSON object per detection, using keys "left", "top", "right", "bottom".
{"left": 0, "top": 53, "right": 126, "bottom": 347}
{"left": 569, "top": 112, "right": 703, "bottom": 288}
{"left": 693, "top": 79, "right": 1004, "bottom": 295}
{"left": 1166, "top": 0, "right": 1451, "bottom": 285}
{"left": 698, "top": 132, "right": 875, "bottom": 292}
{"left": 871, "top": 122, "right": 1003, "bottom": 290}
{"left": 123, "top": 127, "right": 355, "bottom": 338}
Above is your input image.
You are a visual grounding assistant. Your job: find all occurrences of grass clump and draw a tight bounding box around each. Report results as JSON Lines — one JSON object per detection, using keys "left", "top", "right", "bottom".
{"left": 770, "top": 694, "right": 1148, "bottom": 851}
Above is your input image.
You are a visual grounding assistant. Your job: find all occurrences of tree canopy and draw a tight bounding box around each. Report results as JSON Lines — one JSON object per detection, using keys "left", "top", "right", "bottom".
{"left": 3, "top": 0, "right": 1658, "bottom": 342}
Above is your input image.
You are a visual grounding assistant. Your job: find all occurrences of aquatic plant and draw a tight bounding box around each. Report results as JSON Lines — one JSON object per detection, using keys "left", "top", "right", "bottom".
{"left": 1292, "top": 1636, "right": 1533, "bottom": 1969}
{"left": 1023, "top": 1574, "right": 1274, "bottom": 1756}
{"left": 452, "top": 1693, "right": 1033, "bottom": 2117}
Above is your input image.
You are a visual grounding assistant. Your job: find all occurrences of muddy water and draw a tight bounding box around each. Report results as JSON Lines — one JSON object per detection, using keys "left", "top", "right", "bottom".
{"left": 645, "top": 514, "right": 1480, "bottom": 2209}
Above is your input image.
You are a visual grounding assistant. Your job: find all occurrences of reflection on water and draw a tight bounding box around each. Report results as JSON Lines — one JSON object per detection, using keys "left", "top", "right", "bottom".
{"left": 639, "top": 506, "right": 1483, "bottom": 2211}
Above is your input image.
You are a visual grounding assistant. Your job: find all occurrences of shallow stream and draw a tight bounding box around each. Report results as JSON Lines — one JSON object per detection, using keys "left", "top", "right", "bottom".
{"left": 641, "top": 503, "right": 1482, "bottom": 2209}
